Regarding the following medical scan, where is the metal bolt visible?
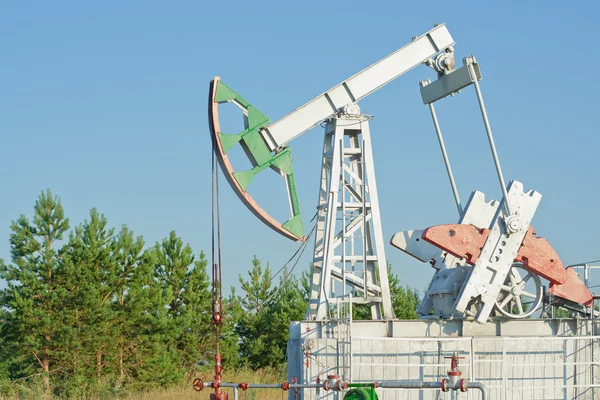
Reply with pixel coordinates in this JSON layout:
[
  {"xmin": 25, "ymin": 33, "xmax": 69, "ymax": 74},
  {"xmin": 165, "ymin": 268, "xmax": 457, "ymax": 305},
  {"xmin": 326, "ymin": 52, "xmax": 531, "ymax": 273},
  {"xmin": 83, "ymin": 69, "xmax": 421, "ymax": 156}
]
[{"xmin": 506, "ymin": 216, "xmax": 522, "ymax": 234}]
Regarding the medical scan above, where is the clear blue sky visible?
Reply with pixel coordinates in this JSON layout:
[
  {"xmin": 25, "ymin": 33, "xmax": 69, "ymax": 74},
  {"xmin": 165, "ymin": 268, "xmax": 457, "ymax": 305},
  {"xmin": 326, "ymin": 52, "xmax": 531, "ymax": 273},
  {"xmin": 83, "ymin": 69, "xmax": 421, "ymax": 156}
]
[{"xmin": 2, "ymin": 1, "xmax": 599, "ymax": 295}]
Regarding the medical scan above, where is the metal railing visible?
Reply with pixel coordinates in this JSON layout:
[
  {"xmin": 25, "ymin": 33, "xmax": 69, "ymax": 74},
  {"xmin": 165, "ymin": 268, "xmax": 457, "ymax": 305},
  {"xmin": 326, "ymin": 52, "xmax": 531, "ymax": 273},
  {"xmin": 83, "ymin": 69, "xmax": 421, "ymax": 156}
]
[{"xmin": 348, "ymin": 335, "xmax": 600, "ymax": 399}]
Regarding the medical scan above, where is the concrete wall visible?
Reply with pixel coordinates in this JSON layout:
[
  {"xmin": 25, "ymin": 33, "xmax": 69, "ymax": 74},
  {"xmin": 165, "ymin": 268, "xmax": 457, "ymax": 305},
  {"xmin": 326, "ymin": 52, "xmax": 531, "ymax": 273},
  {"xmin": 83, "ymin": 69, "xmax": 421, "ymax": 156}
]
[{"xmin": 287, "ymin": 319, "xmax": 600, "ymax": 400}]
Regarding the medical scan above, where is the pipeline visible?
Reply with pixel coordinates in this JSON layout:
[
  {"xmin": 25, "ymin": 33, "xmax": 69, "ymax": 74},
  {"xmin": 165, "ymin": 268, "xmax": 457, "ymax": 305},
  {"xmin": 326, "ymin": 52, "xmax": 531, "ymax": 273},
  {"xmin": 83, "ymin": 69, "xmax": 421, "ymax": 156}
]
[
  {"xmin": 374, "ymin": 380, "xmax": 488, "ymax": 399},
  {"xmin": 193, "ymin": 378, "xmax": 327, "ymax": 400},
  {"xmin": 192, "ymin": 347, "xmax": 489, "ymax": 399},
  {"xmin": 467, "ymin": 381, "xmax": 489, "ymax": 400},
  {"xmin": 194, "ymin": 378, "xmax": 489, "ymax": 400}
]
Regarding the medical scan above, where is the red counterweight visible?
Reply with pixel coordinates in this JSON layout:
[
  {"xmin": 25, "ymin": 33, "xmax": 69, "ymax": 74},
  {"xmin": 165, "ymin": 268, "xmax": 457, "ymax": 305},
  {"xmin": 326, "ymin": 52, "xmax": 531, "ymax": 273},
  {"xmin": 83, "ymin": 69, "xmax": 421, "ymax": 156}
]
[{"xmin": 422, "ymin": 224, "xmax": 593, "ymax": 306}]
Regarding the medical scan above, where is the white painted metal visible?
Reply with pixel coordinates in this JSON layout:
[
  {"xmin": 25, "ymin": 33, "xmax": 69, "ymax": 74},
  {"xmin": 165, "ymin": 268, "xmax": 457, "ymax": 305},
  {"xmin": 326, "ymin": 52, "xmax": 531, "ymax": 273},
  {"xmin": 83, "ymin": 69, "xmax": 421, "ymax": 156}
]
[
  {"xmin": 420, "ymin": 60, "xmax": 482, "ymax": 105},
  {"xmin": 391, "ymin": 190, "xmax": 500, "ymax": 318},
  {"xmin": 260, "ymin": 24, "xmax": 455, "ymax": 150},
  {"xmin": 390, "ymin": 229, "xmax": 441, "ymax": 263},
  {"xmin": 571, "ymin": 263, "xmax": 600, "ymax": 294},
  {"xmin": 427, "ymin": 103, "xmax": 462, "ymax": 215},
  {"xmin": 288, "ymin": 319, "xmax": 600, "ymax": 399},
  {"xmin": 411, "ymin": 56, "xmax": 549, "ymax": 322},
  {"xmin": 426, "ymin": 266, "xmax": 471, "ymax": 319},
  {"xmin": 465, "ymin": 57, "xmax": 513, "ymax": 217},
  {"xmin": 307, "ymin": 115, "xmax": 393, "ymax": 320},
  {"xmin": 494, "ymin": 264, "xmax": 543, "ymax": 318},
  {"xmin": 455, "ymin": 181, "xmax": 542, "ymax": 323}
]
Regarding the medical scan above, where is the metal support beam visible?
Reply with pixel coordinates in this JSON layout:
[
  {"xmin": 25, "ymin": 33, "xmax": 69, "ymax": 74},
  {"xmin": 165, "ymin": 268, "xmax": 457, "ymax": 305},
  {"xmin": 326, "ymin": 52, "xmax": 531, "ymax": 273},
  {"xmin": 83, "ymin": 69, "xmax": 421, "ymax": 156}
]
[
  {"xmin": 465, "ymin": 57, "xmax": 512, "ymax": 216},
  {"xmin": 307, "ymin": 115, "xmax": 393, "ymax": 320},
  {"xmin": 427, "ymin": 102, "xmax": 462, "ymax": 216},
  {"xmin": 261, "ymin": 24, "xmax": 455, "ymax": 150}
]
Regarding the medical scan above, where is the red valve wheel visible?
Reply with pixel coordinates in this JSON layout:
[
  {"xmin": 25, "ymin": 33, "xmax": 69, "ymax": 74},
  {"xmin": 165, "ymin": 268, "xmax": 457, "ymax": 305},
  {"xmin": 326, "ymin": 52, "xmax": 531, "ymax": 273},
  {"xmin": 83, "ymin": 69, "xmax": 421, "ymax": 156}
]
[{"xmin": 192, "ymin": 378, "xmax": 204, "ymax": 392}]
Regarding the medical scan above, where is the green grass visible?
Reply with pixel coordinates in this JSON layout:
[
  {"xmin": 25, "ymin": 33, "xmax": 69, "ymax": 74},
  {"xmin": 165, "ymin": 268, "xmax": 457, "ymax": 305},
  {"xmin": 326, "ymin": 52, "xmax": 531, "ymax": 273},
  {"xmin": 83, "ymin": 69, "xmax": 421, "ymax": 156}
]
[{"xmin": 0, "ymin": 367, "xmax": 290, "ymax": 400}]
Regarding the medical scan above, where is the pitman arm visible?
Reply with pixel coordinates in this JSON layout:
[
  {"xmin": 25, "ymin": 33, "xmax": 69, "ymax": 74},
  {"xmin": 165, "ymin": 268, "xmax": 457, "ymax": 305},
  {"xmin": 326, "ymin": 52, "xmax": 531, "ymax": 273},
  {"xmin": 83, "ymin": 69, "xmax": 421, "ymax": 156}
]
[{"xmin": 260, "ymin": 24, "xmax": 456, "ymax": 150}]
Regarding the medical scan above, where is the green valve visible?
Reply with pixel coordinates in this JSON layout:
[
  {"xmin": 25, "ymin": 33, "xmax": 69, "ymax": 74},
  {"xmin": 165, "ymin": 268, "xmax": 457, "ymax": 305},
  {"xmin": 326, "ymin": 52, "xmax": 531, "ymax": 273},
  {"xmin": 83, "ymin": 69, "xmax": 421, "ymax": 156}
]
[{"xmin": 343, "ymin": 387, "xmax": 378, "ymax": 400}]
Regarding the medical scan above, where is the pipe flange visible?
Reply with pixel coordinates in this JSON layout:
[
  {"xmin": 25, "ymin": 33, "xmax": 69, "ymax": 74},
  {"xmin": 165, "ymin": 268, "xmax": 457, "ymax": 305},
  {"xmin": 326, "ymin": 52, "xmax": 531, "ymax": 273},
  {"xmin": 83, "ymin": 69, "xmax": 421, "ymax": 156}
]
[
  {"xmin": 238, "ymin": 382, "xmax": 248, "ymax": 391},
  {"xmin": 441, "ymin": 378, "xmax": 449, "ymax": 392},
  {"xmin": 281, "ymin": 382, "xmax": 290, "ymax": 391},
  {"xmin": 459, "ymin": 378, "xmax": 468, "ymax": 392}
]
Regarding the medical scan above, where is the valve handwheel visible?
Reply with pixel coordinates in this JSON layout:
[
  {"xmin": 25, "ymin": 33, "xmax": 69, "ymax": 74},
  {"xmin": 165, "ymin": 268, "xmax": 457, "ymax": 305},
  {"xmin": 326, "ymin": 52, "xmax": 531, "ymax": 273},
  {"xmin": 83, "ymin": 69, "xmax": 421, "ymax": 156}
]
[{"xmin": 192, "ymin": 377, "xmax": 204, "ymax": 392}]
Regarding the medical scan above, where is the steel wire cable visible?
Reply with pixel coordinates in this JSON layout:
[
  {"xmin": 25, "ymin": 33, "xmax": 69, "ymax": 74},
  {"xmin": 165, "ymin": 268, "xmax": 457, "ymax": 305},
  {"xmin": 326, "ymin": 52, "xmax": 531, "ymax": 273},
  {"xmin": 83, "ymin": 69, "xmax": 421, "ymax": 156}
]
[
  {"xmin": 222, "ymin": 212, "xmax": 318, "ymax": 314},
  {"xmin": 254, "ymin": 222, "xmax": 318, "ymax": 312}
]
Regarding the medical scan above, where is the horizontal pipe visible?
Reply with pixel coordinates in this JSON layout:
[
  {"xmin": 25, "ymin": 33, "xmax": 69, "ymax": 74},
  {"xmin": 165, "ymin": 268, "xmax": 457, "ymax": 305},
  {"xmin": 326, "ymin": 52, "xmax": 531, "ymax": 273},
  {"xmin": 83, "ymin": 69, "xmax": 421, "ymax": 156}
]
[
  {"xmin": 240, "ymin": 383, "xmax": 322, "ymax": 389},
  {"xmin": 379, "ymin": 380, "xmax": 487, "ymax": 400},
  {"xmin": 203, "ymin": 381, "xmax": 322, "ymax": 389},
  {"xmin": 467, "ymin": 382, "xmax": 488, "ymax": 400},
  {"xmin": 378, "ymin": 381, "xmax": 442, "ymax": 389},
  {"xmin": 204, "ymin": 379, "xmax": 488, "ymax": 399}
]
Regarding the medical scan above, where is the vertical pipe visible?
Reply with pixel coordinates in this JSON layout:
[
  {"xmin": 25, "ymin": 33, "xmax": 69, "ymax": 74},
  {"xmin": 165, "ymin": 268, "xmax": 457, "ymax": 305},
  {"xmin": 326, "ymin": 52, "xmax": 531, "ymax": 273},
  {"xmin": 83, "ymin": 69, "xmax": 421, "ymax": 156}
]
[
  {"xmin": 428, "ymin": 103, "xmax": 462, "ymax": 216},
  {"xmin": 470, "ymin": 337, "xmax": 475, "ymax": 388},
  {"xmin": 501, "ymin": 337, "xmax": 507, "ymax": 400},
  {"xmin": 348, "ymin": 292, "xmax": 352, "ymax": 382},
  {"xmin": 361, "ymin": 140, "xmax": 368, "ymax": 300},
  {"xmin": 341, "ymin": 141, "xmax": 347, "ymax": 299},
  {"xmin": 467, "ymin": 60, "xmax": 512, "ymax": 216},
  {"xmin": 585, "ymin": 264, "xmax": 590, "ymax": 289}
]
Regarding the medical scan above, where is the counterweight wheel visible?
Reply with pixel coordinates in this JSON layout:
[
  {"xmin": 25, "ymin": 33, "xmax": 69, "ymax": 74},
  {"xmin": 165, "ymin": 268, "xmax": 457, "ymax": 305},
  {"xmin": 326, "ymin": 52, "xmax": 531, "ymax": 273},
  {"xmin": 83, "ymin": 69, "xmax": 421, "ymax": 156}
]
[{"xmin": 494, "ymin": 263, "xmax": 543, "ymax": 318}]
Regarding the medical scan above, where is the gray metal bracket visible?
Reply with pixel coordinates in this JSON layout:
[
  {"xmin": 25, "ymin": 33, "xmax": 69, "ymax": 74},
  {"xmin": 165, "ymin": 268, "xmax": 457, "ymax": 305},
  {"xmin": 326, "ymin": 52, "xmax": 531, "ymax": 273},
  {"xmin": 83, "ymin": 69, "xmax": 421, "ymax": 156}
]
[{"xmin": 454, "ymin": 181, "xmax": 541, "ymax": 323}]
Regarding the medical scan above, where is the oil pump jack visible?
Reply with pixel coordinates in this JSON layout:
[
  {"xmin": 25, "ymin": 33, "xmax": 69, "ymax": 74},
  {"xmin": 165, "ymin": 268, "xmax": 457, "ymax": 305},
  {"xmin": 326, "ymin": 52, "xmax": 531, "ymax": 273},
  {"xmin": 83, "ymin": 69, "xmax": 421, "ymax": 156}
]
[{"xmin": 208, "ymin": 23, "xmax": 593, "ymax": 326}]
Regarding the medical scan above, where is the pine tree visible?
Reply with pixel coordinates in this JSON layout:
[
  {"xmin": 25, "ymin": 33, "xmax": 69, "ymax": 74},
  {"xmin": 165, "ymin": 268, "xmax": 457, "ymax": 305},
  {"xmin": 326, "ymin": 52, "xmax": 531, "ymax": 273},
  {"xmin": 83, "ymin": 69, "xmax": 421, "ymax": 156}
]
[
  {"xmin": 261, "ymin": 271, "xmax": 307, "ymax": 367},
  {"xmin": 239, "ymin": 256, "xmax": 273, "ymax": 311},
  {"xmin": 0, "ymin": 190, "xmax": 71, "ymax": 395},
  {"xmin": 388, "ymin": 265, "xmax": 420, "ymax": 319},
  {"xmin": 150, "ymin": 231, "xmax": 211, "ymax": 384},
  {"xmin": 179, "ymin": 249, "xmax": 211, "ymax": 376},
  {"xmin": 110, "ymin": 225, "xmax": 154, "ymax": 389},
  {"xmin": 219, "ymin": 288, "xmax": 242, "ymax": 369},
  {"xmin": 352, "ymin": 264, "xmax": 421, "ymax": 320},
  {"xmin": 69, "ymin": 209, "xmax": 118, "ymax": 387},
  {"xmin": 236, "ymin": 258, "xmax": 307, "ymax": 369},
  {"xmin": 236, "ymin": 257, "xmax": 274, "ymax": 368}
]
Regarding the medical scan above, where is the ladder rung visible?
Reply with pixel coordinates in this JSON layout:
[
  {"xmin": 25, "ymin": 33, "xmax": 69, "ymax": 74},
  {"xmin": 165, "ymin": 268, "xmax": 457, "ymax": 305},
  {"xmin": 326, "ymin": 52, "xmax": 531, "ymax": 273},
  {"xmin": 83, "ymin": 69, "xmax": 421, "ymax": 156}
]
[
  {"xmin": 333, "ymin": 255, "xmax": 378, "ymax": 261},
  {"xmin": 343, "ymin": 149, "xmax": 362, "ymax": 155},
  {"xmin": 338, "ymin": 203, "xmax": 370, "ymax": 208}
]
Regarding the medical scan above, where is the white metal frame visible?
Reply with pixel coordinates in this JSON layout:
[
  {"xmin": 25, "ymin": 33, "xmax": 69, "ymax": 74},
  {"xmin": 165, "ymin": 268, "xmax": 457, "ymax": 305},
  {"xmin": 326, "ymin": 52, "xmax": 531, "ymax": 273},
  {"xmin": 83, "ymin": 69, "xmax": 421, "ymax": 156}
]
[
  {"xmin": 349, "ymin": 335, "xmax": 600, "ymax": 400},
  {"xmin": 307, "ymin": 115, "xmax": 394, "ymax": 320},
  {"xmin": 260, "ymin": 25, "xmax": 455, "ymax": 151}
]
